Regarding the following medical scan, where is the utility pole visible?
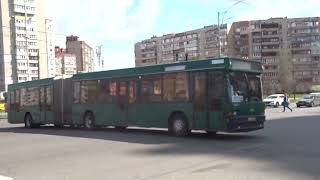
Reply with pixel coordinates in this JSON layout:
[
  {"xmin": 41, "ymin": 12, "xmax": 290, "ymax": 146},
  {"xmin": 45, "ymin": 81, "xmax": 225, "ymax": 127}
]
[
  {"xmin": 96, "ymin": 45, "xmax": 103, "ymax": 70},
  {"xmin": 218, "ymin": 11, "xmax": 221, "ymax": 57}
]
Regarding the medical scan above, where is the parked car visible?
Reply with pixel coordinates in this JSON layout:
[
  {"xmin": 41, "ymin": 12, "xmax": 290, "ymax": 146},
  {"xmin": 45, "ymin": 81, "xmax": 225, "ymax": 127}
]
[
  {"xmin": 296, "ymin": 95, "xmax": 320, "ymax": 107},
  {"xmin": 310, "ymin": 92, "xmax": 320, "ymax": 97},
  {"xmin": 263, "ymin": 94, "xmax": 285, "ymax": 108}
]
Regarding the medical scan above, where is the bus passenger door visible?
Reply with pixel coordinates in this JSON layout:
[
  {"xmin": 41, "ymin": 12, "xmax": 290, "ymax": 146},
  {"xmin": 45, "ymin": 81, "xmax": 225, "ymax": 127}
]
[
  {"xmin": 116, "ymin": 80, "xmax": 128, "ymax": 125},
  {"xmin": 39, "ymin": 87, "xmax": 46, "ymax": 123},
  {"xmin": 39, "ymin": 86, "xmax": 54, "ymax": 124},
  {"xmin": 193, "ymin": 72, "xmax": 208, "ymax": 130},
  {"xmin": 207, "ymin": 71, "xmax": 225, "ymax": 130}
]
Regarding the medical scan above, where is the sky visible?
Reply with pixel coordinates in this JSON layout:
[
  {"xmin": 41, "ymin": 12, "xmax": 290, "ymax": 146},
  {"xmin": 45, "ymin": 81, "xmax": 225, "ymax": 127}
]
[{"xmin": 44, "ymin": 0, "xmax": 320, "ymax": 71}]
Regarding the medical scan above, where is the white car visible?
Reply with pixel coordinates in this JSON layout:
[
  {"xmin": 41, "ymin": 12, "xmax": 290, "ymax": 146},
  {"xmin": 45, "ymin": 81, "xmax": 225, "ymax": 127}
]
[{"xmin": 263, "ymin": 94, "xmax": 285, "ymax": 107}]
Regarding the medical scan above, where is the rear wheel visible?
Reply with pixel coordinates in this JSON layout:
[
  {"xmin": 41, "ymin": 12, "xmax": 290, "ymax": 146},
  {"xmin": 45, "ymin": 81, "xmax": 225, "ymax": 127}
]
[
  {"xmin": 274, "ymin": 102, "xmax": 279, "ymax": 108},
  {"xmin": 169, "ymin": 114, "xmax": 190, "ymax": 137},
  {"xmin": 310, "ymin": 102, "xmax": 314, "ymax": 107},
  {"xmin": 83, "ymin": 112, "xmax": 95, "ymax": 129}
]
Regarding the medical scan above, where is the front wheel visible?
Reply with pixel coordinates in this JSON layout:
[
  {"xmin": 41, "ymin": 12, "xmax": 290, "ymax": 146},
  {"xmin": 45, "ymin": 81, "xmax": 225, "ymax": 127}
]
[
  {"xmin": 83, "ymin": 112, "xmax": 95, "ymax": 129},
  {"xmin": 169, "ymin": 114, "xmax": 190, "ymax": 137}
]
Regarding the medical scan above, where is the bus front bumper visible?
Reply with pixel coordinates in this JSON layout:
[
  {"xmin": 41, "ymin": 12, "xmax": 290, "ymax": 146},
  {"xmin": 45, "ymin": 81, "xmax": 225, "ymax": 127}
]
[{"xmin": 226, "ymin": 115, "xmax": 266, "ymax": 132}]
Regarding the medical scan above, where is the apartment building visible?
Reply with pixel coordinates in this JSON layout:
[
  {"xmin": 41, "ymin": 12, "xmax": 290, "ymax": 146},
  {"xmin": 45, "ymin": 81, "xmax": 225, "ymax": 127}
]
[
  {"xmin": 66, "ymin": 36, "xmax": 95, "ymax": 73},
  {"xmin": 288, "ymin": 17, "xmax": 320, "ymax": 92},
  {"xmin": 228, "ymin": 17, "xmax": 320, "ymax": 93},
  {"xmin": 0, "ymin": 0, "xmax": 48, "ymax": 91},
  {"xmin": 55, "ymin": 47, "xmax": 76, "ymax": 76},
  {"xmin": 135, "ymin": 24, "xmax": 228, "ymax": 67}
]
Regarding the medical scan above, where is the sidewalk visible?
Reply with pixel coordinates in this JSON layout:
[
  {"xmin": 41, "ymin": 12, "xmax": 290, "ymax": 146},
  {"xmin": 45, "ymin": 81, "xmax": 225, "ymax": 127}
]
[{"xmin": 0, "ymin": 112, "xmax": 7, "ymax": 119}]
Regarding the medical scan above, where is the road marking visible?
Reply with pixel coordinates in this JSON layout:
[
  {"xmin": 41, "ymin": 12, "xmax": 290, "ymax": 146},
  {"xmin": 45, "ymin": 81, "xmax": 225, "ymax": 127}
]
[{"xmin": 0, "ymin": 175, "xmax": 13, "ymax": 180}]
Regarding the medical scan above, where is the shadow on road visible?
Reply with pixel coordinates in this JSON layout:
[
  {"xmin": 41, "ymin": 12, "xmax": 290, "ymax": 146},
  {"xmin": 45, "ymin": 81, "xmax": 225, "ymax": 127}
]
[{"xmin": 1, "ymin": 115, "xmax": 320, "ymax": 177}]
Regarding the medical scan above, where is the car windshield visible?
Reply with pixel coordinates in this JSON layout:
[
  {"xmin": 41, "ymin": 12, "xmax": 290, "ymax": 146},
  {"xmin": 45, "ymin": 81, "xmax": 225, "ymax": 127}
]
[
  {"xmin": 267, "ymin": 96, "xmax": 278, "ymax": 99},
  {"xmin": 229, "ymin": 72, "xmax": 262, "ymax": 103},
  {"xmin": 302, "ymin": 95, "xmax": 313, "ymax": 100}
]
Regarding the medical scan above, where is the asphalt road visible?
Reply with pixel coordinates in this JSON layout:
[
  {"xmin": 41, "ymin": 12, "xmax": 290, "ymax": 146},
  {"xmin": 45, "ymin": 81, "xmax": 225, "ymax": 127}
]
[{"xmin": 0, "ymin": 106, "xmax": 320, "ymax": 180}]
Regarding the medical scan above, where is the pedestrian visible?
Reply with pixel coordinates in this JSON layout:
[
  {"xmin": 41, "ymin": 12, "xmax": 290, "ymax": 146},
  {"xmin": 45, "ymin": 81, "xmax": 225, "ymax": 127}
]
[{"xmin": 282, "ymin": 93, "xmax": 293, "ymax": 112}]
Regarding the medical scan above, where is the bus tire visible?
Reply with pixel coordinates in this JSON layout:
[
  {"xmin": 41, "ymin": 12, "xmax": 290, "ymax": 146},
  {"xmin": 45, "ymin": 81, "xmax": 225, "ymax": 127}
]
[
  {"xmin": 54, "ymin": 124, "xmax": 63, "ymax": 128},
  {"xmin": 115, "ymin": 126, "xmax": 127, "ymax": 131},
  {"xmin": 24, "ymin": 113, "xmax": 39, "ymax": 128},
  {"xmin": 83, "ymin": 111, "xmax": 95, "ymax": 130},
  {"xmin": 169, "ymin": 113, "xmax": 190, "ymax": 137},
  {"xmin": 206, "ymin": 131, "xmax": 217, "ymax": 136}
]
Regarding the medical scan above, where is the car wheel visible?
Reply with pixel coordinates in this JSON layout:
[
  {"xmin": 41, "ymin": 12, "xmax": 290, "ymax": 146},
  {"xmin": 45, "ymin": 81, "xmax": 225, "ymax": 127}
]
[
  {"xmin": 310, "ymin": 103, "xmax": 314, "ymax": 107},
  {"xmin": 274, "ymin": 102, "xmax": 279, "ymax": 108}
]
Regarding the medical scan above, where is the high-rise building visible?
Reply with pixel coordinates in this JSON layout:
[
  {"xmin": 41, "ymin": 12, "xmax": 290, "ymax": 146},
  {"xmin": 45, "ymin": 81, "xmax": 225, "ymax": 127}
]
[
  {"xmin": 55, "ymin": 46, "xmax": 76, "ymax": 76},
  {"xmin": 66, "ymin": 35, "xmax": 94, "ymax": 73},
  {"xmin": 135, "ymin": 24, "xmax": 228, "ymax": 67},
  {"xmin": 228, "ymin": 17, "xmax": 320, "ymax": 93},
  {"xmin": 0, "ymin": 0, "xmax": 48, "ymax": 91},
  {"xmin": 45, "ymin": 19, "xmax": 55, "ymax": 78}
]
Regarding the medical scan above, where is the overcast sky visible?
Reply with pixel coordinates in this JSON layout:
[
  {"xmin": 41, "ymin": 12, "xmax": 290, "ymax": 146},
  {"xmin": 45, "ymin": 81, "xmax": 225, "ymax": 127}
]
[{"xmin": 44, "ymin": 0, "xmax": 320, "ymax": 71}]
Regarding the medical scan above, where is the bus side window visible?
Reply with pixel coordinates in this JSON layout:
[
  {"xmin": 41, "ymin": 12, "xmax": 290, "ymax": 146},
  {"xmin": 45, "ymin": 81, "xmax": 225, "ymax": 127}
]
[
  {"xmin": 46, "ymin": 86, "xmax": 53, "ymax": 110},
  {"xmin": 20, "ymin": 88, "xmax": 27, "ymax": 107},
  {"xmin": 40, "ymin": 87, "xmax": 45, "ymax": 109},
  {"xmin": 9, "ymin": 91, "xmax": 15, "ymax": 111},
  {"xmin": 80, "ymin": 80, "xmax": 97, "ymax": 104},
  {"xmin": 141, "ymin": 75, "xmax": 162, "ymax": 102},
  {"xmin": 163, "ymin": 73, "xmax": 189, "ymax": 102},
  {"xmin": 73, "ymin": 82, "xmax": 80, "ymax": 104},
  {"xmin": 97, "ymin": 79, "xmax": 112, "ymax": 103},
  {"xmin": 209, "ymin": 71, "xmax": 224, "ymax": 111},
  {"xmin": 129, "ymin": 81, "xmax": 137, "ymax": 104},
  {"xmin": 15, "ymin": 89, "xmax": 20, "ymax": 111},
  {"xmin": 194, "ymin": 72, "xmax": 206, "ymax": 111}
]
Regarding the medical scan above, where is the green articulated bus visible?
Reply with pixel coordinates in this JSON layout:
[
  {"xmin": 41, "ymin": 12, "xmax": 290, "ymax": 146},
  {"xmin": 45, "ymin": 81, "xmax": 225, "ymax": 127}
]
[{"xmin": 7, "ymin": 57, "xmax": 266, "ymax": 136}]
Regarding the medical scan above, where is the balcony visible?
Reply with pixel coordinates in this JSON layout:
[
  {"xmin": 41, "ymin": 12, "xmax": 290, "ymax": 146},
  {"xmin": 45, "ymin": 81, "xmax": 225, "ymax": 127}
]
[
  {"xmin": 261, "ymin": 48, "xmax": 279, "ymax": 53},
  {"xmin": 261, "ymin": 41, "xmax": 280, "ymax": 45}
]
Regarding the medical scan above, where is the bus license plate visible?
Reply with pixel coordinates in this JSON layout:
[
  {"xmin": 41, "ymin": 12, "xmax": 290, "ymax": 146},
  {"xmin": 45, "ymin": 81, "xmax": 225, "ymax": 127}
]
[{"xmin": 248, "ymin": 117, "xmax": 256, "ymax": 122}]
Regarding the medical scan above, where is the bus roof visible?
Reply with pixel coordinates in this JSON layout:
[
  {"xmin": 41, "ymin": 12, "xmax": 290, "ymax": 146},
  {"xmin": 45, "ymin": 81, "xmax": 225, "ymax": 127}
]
[
  {"xmin": 72, "ymin": 57, "xmax": 263, "ymax": 81},
  {"xmin": 8, "ymin": 78, "xmax": 54, "ymax": 91}
]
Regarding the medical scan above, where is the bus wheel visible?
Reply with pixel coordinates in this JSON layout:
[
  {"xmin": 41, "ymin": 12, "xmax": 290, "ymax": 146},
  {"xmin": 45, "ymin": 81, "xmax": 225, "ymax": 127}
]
[
  {"xmin": 24, "ymin": 114, "xmax": 39, "ymax": 128},
  {"xmin": 83, "ymin": 112, "xmax": 95, "ymax": 129},
  {"xmin": 206, "ymin": 131, "xmax": 217, "ymax": 136},
  {"xmin": 54, "ymin": 124, "xmax": 63, "ymax": 128},
  {"xmin": 169, "ymin": 114, "xmax": 190, "ymax": 137},
  {"xmin": 115, "ymin": 126, "xmax": 127, "ymax": 131}
]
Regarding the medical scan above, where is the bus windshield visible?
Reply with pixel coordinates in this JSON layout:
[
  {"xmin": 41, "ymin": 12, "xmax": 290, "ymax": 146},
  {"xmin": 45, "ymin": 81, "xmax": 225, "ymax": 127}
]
[{"xmin": 229, "ymin": 72, "xmax": 262, "ymax": 103}]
